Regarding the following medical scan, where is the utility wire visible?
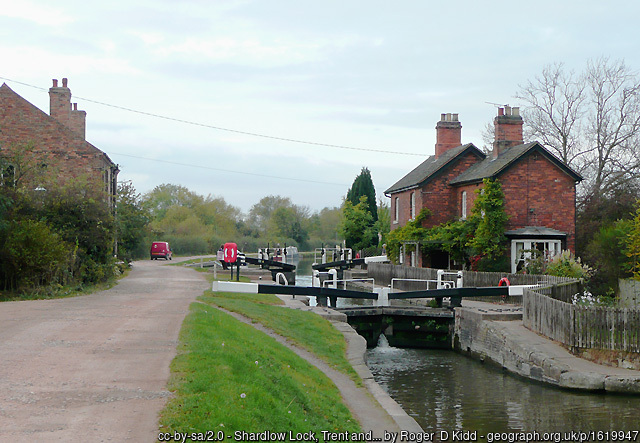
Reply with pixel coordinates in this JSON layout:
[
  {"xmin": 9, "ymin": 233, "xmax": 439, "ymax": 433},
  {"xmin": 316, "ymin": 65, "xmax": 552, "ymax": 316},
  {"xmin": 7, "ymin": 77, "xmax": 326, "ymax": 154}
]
[
  {"xmin": 0, "ymin": 76, "xmax": 424, "ymax": 157},
  {"xmin": 111, "ymin": 152, "xmax": 348, "ymax": 186}
]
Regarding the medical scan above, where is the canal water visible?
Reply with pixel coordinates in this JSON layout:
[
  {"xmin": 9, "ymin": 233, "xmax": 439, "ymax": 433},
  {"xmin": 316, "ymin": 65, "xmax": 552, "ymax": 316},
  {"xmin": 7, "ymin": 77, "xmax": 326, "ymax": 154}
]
[
  {"xmin": 366, "ymin": 331, "xmax": 640, "ymax": 437},
  {"xmin": 296, "ymin": 255, "xmax": 640, "ymax": 438}
]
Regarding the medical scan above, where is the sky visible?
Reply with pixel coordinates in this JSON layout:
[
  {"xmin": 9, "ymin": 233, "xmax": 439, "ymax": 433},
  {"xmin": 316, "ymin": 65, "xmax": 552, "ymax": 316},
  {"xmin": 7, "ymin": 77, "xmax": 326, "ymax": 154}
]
[{"xmin": 1, "ymin": 0, "xmax": 639, "ymax": 215}]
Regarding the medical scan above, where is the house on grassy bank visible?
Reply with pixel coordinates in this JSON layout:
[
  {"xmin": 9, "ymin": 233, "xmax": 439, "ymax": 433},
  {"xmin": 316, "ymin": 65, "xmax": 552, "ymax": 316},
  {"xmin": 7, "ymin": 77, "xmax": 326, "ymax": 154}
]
[
  {"xmin": 0, "ymin": 78, "xmax": 118, "ymax": 205},
  {"xmin": 385, "ymin": 107, "xmax": 582, "ymax": 272}
]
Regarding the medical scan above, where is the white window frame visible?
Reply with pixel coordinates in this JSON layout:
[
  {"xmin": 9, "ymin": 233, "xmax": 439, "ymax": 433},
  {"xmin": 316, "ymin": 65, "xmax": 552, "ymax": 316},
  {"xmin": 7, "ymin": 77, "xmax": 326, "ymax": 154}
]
[
  {"xmin": 461, "ymin": 191, "xmax": 467, "ymax": 220},
  {"xmin": 511, "ymin": 239, "xmax": 562, "ymax": 273},
  {"xmin": 410, "ymin": 192, "xmax": 415, "ymax": 220},
  {"xmin": 394, "ymin": 197, "xmax": 399, "ymax": 224}
]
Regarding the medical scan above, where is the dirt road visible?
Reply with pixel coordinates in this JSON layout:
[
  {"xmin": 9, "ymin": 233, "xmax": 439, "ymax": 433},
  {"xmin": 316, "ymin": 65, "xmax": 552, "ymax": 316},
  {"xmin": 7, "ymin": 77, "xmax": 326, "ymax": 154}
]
[{"xmin": 0, "ymin": 259, "xmax": 208, "ymax": 442}]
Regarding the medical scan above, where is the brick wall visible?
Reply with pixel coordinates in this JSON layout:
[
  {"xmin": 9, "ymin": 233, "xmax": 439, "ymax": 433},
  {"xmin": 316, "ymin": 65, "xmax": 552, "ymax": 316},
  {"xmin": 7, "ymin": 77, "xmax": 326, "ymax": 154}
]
[
  {"xmin": 496, "ymin": 152, "xmax": 576, "ymax": 251},
  {"xmin": 390, "ymin": 151, "xmax": 484, "ymax": 230}
]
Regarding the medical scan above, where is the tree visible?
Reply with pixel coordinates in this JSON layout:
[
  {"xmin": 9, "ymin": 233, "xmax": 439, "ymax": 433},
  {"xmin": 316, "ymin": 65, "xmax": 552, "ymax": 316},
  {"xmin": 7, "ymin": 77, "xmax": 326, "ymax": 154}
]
[
  {"xmin": 346, "ymin": 167, "xmax": 378, "ymax": 223},
  {"xmin": 516, "ymin": 62, "xmax": 587, "ymax": 167},
  {"xmin": 267, "ymin": 206, "xmax": 309, "ymax": 246},
  {"xmin": 340, "ymin": 196, "xmax": 377, "ymax": 251},
  {"xmin": 247, "ymin": 195, "xmax": 295, "ymax": 236},
  {"xmin": 516, "ymin": 58, "xmax": 640, "ymax": 203},
  {"xmin": 626, "ymin": 203, "xmax": 640, "ymax": 280},
  {"xmin": 306, "ymin": 207, "xmax": 342, "ymax": 248},
  {"xmin": 142, "ymin": 184, "xmax": 203, "ymax": 219},
  {"xmin": 116, "ymin": 182, "xmax": 150, "ymax": 260},
  {"xmin": 467, "ymin": 179, "xmax": 509, "ymax": 271}
]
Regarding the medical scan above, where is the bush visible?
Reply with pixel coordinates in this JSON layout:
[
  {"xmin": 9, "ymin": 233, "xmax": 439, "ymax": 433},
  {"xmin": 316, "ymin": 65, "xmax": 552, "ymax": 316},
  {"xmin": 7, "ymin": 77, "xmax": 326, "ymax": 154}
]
[
  {"xmin": 0, "ymin": 219, "xmax": 74, "ymax": 290},
  {"xmin": 545, "ymin": 250, "xmax": 592, "ymax": 280},
  {"xmin": 166, "ymin": 235, "xmax": 209, "ymax": 255}
]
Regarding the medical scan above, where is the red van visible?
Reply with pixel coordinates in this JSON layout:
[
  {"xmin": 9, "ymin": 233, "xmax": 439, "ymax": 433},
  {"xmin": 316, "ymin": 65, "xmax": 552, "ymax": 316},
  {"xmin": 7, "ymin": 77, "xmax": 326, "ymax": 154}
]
[{"xmin": 150, "ymin": 241, "xmax": 172, "ymax": 260}]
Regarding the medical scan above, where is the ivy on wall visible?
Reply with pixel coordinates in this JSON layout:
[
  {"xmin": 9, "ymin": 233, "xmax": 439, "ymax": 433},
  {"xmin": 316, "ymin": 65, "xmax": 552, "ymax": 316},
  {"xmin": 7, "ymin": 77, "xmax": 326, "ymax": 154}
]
[{"xmin": 386, "ymin": 179, "xmax": 509, "ymax": 271}]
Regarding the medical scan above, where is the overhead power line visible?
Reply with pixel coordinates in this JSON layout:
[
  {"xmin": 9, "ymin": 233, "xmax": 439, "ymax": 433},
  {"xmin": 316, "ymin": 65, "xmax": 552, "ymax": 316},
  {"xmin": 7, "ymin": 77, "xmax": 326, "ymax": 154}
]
[
  {"xmin": 111, "ymin": 152, "xmax": 348, "ymax": 186},
  {"xmin": 0, "ymin": 76, "xmax": 424, "ymax": 157}
]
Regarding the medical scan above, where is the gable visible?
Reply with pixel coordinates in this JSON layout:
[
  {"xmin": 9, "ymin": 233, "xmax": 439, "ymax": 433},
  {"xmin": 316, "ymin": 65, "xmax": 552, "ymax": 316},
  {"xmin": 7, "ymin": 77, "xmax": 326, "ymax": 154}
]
[
  {"xmin": 449, "ymin": 142, "xmax": 582, "ymax": 186},
  {"xmin": 0, "ymin": 83, "xmax": 115, "ymax": 168}
]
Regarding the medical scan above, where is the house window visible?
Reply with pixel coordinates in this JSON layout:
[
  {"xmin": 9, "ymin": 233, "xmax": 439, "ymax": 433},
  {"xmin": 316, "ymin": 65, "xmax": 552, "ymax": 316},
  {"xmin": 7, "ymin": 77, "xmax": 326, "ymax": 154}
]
[
  {"xmin": 461, "ymin": 191, "xmax": 467, "ymax": 219},
  {"xmin": 410, "ymin": 192, "xmax": 415, "ymax": 220},
  {"xmin": 394, "ymin": 197, "xmax": 399, "ymax": 224},
  {"xmin": 511, "ymin": 240, "xmax": 562, "ymax": 273}
]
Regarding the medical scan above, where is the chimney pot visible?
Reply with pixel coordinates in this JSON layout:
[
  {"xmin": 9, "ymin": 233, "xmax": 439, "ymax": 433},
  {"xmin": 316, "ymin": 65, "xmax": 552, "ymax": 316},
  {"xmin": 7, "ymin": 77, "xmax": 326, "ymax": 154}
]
[
  {"xmin": 52, "ymin": 79, "xmax": 58, "ymax": 87},
  {"xmin": 505, "ymin": 105, "xmax": 511, "ymax": 116},
  {"xmin": 441, "ymin": 113, "xmax": 446, "ymax": 121},
  {"xmin": 498, "ymin": 107, "xmax": 504, "ymax": 116},
  {"xmin": 513, "ymin": 107, "xmax": 520, "ymax": 116},
  {"xmin": 446, "ymin": 113, "xmax": 452, "ymax": 121},
  {"xmin": 73, "ymin": 103, "xmax": 77, "ymax": 111},
  {"xmin": 452, "ymin": 113, "xmax": 459, "ymax": 122},
  {"xmin": 62, "ymin": 78, "xmax": 68, "ymax": 88}
]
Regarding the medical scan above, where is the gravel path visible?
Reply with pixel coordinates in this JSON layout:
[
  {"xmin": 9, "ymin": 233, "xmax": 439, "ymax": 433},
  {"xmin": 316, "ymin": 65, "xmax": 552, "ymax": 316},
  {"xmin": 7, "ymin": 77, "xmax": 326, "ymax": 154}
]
[{"xmin": 0, "ymin": 259, "xmax": 208, "ymax": 442}]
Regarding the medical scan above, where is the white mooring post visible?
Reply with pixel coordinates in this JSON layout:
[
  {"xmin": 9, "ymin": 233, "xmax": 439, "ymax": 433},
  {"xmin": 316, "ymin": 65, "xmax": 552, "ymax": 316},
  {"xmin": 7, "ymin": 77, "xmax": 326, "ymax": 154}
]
[{"xmin": 328, "ymin": 269, "xmax": 338, "ymax": 288}]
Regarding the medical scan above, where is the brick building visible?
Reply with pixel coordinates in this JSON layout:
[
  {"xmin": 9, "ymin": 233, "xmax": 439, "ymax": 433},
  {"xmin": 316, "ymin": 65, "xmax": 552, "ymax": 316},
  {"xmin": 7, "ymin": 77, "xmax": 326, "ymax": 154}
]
[
  {"xmin": 0, "ymin": 78, "xmax": 118, "ymax": 204},
  {"xmin": 385, "ymin": 108, "xmax": 582, "ymax": 272}
]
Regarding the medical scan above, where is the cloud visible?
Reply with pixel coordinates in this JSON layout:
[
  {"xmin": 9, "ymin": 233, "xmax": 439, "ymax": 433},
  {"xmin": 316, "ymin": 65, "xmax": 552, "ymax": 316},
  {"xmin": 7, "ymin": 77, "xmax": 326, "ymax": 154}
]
[{"xmin": 0, "ymin": 0, "xmax": 74, "ymax": 26}]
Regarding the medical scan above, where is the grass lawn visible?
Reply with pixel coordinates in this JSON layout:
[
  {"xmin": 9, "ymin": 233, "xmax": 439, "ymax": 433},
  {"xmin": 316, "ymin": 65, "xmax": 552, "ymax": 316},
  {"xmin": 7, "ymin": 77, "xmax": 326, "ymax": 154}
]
[{"xmin": 159, "ymin": 270, "xmax": 364, "ymax": 440}]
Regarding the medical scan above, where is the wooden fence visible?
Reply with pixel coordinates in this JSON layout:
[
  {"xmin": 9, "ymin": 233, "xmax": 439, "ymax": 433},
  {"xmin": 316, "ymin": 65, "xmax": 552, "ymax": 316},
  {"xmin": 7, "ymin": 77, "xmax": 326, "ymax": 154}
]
[
  {"xmin": 368, "ymin": 263, "xmax": 640, "ymax": 352},
  {"xmin": 367, "ymin": 263, "xmax": 575, "ymax": 290},
  {"xmin": 523, "ymin": 288, "xmax": 640, "ymax": 352}
]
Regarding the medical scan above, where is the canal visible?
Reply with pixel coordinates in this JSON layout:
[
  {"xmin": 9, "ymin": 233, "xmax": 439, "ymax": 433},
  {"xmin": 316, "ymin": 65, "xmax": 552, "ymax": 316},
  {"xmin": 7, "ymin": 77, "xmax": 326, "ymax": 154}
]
[
  {"xmin": 296, "ymin": 255, "xmax": 640, "ymax": 437},
  {"xmin": 366, "ymin": 332, "xmax": 640, "ymax": 437}
]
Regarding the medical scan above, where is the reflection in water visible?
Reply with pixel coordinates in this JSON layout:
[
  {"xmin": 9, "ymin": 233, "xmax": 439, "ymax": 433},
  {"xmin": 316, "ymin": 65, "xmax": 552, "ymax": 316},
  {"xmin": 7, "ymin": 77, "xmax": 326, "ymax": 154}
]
[{"xmin": 366, "ymin": 336, "xmax": 640, "ymax": 436}]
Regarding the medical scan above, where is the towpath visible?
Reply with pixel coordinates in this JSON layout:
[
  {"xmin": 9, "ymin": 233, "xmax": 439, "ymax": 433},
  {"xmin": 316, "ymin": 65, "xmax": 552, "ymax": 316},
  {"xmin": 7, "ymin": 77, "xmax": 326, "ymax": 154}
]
[{"xmin": 0, "ymin": 259, "xmax": 208, "ymax": 442}]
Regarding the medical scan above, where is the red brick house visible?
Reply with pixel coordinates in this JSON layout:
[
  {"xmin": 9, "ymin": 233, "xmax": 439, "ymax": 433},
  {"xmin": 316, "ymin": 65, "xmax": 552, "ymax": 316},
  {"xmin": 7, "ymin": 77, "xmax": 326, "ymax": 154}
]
[
  {"xmin": 0, "ymin": 78, "xmax": 118, "ymax": 204},
  {"xmin": 385, "ymin": 108, "xmax": 582, "ymax": 272}
]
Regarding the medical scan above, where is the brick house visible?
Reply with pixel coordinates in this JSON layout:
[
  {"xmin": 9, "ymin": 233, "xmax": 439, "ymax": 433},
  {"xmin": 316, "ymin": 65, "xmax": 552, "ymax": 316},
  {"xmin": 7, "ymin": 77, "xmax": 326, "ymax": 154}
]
[
  {"xmin": 385, "ymin": 108, "xmax": 582, "ymax": 272},
  {"xmin": 0, "ymin": 78, "xmax": 118, "ymax": 204}
]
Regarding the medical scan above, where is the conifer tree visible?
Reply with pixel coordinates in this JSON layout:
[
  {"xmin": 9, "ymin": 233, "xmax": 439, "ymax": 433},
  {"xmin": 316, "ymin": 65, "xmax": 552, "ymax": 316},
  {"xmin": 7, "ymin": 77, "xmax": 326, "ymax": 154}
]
[{"xmin": 346, "ymin": 167, "xmax": 378, "ymax": 223}]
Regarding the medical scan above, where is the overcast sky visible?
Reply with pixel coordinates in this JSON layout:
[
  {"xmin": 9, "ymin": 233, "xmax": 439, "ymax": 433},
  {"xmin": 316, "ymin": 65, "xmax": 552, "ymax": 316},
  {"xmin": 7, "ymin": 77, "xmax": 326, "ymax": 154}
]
[{"xmin": 1, "ymin": 0, "xmax": 639, "ymax": 214}]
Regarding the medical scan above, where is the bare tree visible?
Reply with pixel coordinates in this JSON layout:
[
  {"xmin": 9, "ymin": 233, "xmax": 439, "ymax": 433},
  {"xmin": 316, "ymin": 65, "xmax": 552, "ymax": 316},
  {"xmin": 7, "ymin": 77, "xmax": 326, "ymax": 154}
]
[
  {"xmin": 584, "ymin": 58, "xmax": 640, "ymax": 200},
  {"xmin": 516, "ymin": 58, "xmax": 640, "ymax": 203},
  {"xmin": 516, "ymin": 62, "xmax": 588, "ymax": 169}
]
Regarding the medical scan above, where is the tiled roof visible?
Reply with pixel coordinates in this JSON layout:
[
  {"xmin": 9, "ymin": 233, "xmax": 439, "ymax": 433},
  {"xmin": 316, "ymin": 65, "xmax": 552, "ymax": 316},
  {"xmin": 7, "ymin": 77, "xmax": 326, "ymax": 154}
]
[
  {"xmin": 449, "ymin": 142, "xmax": 582, "ymax": 185},
  {"xmin": 385, "ymin": 143, "xmax": 484, "ymax": 194},
  {"xmin": 0, "ymin": 83, "xmax": 116, "ymax": 167}
]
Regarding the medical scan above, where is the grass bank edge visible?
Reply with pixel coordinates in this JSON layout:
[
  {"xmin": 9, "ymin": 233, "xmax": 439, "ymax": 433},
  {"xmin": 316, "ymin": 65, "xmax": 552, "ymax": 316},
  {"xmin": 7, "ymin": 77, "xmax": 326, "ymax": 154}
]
[{"xmin": 158, "ymin": 300, "xmax": 362, "ymax": 438}]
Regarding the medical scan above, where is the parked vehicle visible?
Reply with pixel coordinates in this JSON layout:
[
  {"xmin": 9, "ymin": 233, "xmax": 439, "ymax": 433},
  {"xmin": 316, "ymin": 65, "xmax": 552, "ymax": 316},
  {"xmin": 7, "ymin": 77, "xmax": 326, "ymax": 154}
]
[{"xmin": 150, "ymin": 241, "xmax": 172, "ymax": 260}]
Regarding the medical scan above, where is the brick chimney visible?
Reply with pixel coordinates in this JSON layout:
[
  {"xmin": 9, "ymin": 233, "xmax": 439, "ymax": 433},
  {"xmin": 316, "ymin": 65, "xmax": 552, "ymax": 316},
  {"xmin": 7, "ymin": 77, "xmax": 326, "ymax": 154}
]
[
  {"xmin": 49, "ymin": 78, "xmax": 86, "ymax": 140},
  {"xmin": 435, "ymin": 113, "xmax": 462, "ymax": 158},
  {"xmin": 70, "ymin": 102, "xmax": 86, "ymax": 140},
  {"xmin": 493, "ymin": 106, "xmax": 523, "ymax": 159}
]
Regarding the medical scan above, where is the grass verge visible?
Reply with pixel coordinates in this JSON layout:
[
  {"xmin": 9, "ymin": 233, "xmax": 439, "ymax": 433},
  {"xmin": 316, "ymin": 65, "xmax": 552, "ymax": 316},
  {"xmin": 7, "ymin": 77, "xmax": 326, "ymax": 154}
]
[
  {"xmin": 199, "ymin": 290, "xmax": 360, "ymax": 383},
  {"xmin": 159, "ymin": 302, "xmax": 361, "ymax": 439}
]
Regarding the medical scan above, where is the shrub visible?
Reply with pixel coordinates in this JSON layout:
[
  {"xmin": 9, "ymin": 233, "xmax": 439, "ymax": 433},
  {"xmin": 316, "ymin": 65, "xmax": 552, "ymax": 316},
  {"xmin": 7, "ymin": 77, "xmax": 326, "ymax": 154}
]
[
  {"xmin": 167, "ymin": 235, "xmax": 208, "ymax": 255},
  {"xmin": 545, "ymin": 250, "xmax": 592, "ymax": 280},
  {"xmin": 0, "ymin": 219, "xmax": 74, "ymax": 290}
]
